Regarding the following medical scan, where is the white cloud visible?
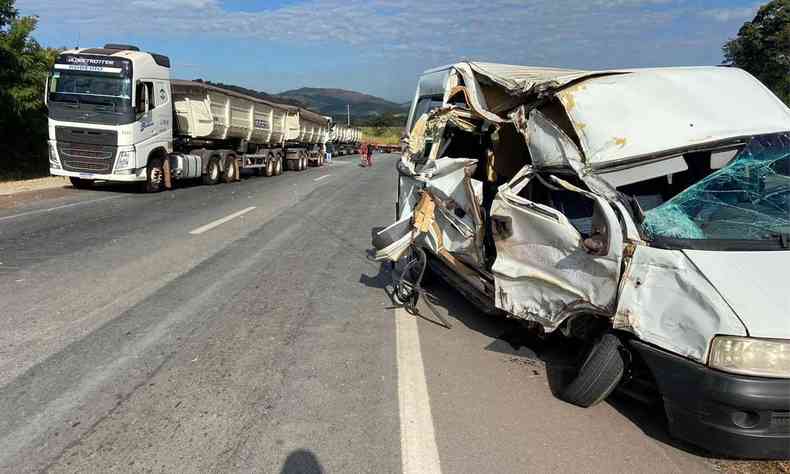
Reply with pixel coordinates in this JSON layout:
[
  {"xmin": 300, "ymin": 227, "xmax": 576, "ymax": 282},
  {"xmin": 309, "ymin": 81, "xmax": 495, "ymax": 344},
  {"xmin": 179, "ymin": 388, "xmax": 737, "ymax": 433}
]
[{"xmin": 16, "ymin": 0, "xmax": 756, "ymax": 99}]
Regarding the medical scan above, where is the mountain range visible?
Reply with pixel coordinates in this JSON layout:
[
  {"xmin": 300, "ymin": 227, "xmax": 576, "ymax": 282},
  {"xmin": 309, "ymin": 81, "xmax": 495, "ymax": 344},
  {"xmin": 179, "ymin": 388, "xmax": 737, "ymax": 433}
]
[{"xmin": 194, "ymin": 80, "xmax": 407, "ymax": 123}]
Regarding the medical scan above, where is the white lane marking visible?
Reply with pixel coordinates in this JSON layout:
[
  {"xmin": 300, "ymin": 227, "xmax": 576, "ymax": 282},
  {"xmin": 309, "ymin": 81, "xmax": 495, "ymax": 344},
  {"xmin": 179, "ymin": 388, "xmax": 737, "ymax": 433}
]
[
  {"xmin": 396, "ymin": 308, "xmax": 442, "ymax": 474},
  {"xmin": 0, "ymin": 195, "xmax": 125, "ymax": 222},
  {"xmin": 328, "ymin": 161, "xmax": 349, "ymax": 166},
  {"xmin": 189, "ymin": 206, "xmax": 256, "ymax": 235},
  {"xmin": 314, "ymin": 174, "xmax": 332, "ymax": 182}
]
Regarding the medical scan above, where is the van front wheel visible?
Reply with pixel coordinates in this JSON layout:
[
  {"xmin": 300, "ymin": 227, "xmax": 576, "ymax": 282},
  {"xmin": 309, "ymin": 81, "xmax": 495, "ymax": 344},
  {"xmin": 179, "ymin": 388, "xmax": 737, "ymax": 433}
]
[{"xmin": 560, "ymin": 333, "xmax": 625, "ymax": 408}]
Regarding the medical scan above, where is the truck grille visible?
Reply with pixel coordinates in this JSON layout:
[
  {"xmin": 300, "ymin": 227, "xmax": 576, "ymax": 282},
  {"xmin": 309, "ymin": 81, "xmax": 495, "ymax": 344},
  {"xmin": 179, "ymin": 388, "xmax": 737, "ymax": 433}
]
[{"xmin": 58, "ymin": 142, "xmax": 116, "ymax": 174}]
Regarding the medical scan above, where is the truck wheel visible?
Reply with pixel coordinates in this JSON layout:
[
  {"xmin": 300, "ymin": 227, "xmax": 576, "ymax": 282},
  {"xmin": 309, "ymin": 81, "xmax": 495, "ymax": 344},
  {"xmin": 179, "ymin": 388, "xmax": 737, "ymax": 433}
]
[
  {"xmin": 265, "ymin": 159, "xmax": 275, "ymax": 177},
  {"xmin": 275, "ymin": 157, "xmax": 283, "ymax": 175},
  {"xmin": 69, "ymin": 177, "xmax": 94, "ymax": 189},
  {"xmin": 144, "ymin": 158, "xmax": 165, "ymax": 193},
  {"xmin": 300, "ymin": 156, "xmax": 307, "ymax": 171},
  {"xmin": 560, "ymin": 333, "xmax": 625, "ymax": 408},
  {"xmin": 222, "ymin": 156, "xmax": 237, "ymax": 183},
  {"xmin": 203, "ymin": 157, "xmax": 221, "ymax": 185}
]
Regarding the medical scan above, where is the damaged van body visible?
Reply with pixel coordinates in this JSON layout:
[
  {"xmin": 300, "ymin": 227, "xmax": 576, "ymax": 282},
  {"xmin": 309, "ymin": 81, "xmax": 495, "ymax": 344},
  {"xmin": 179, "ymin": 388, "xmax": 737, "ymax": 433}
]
[{"xmin": 375, "ymin": 62, "xmax": 790, "ymax": 458}]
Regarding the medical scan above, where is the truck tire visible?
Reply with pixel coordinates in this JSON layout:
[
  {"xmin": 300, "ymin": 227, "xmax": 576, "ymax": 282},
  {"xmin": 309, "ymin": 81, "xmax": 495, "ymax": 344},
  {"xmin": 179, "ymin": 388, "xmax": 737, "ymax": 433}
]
[
  {"xmin": 265, "ymin": 158, "xmax": 275, "ymax": 177},
  {"xmin": 144, "ymin": 157, "xmax": 165, "ymax": 193},
  {"xmin": 69, "ymin": 177, "xmax": 94, "ymax": 189},
  {"xmin": 300, "ymin": 156, "xmax": 307, "ymax": 171},
  {"xmin": 203, "ymin": 157, "xmax": 221, "ymax": 185},
  {"xmin": 222, "ymin": 155, "xmax": 237, "ymax": 183},
  {"xmin": 560, "ymin": 333, "xmax": 625, "ymax": 408},
  {"xmin": 275, "ymin": 157, "xmax": 283, "ymax": 175}
]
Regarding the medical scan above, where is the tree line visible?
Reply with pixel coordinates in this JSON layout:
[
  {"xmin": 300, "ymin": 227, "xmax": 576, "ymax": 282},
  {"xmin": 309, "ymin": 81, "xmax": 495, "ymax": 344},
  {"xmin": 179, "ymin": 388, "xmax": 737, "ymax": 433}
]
[
  {"xmin": 0, "ymin": 0, "xmax": 787, "ymax": 180},
  {"xmin": 0, "ymin": 0, "xmax": 58, "ymax": 179}
]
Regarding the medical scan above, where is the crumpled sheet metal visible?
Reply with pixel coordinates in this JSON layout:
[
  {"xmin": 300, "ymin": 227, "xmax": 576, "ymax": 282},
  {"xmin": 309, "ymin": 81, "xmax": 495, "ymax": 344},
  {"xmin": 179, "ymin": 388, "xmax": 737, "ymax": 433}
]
[
  {"xmin": 490, "ymin": 171, "xmax": 622, "ymax": 331},
  {"xmin": 556, "ymin": 67, "xmax": 790, "ymax": 168},
  {"xmin": 614, "ymin": 246, "xmax": 747, "ymax": 362}
]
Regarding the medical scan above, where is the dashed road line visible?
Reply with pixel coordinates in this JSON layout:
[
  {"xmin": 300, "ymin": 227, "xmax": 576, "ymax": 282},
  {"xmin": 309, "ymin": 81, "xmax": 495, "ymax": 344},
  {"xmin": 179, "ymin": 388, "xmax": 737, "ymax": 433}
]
[
  {"xmin": 0, "ymin": 195, "xmax": 125, "ymax": 222},
  {"xmin": 189, "ymin": 207, "xmax": 256, "ymax": 235}
]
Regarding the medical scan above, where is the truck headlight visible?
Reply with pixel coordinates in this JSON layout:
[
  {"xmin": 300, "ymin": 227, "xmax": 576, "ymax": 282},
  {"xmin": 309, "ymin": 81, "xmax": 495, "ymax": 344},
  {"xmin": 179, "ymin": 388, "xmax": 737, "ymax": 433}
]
[
  {"xmin": 709, "ymin": 336, "xmax": 790, "ymax": 378},
  {"xmin": 48, "ymin": 142, "xmax": 61, "ymax": 169},
  {"xmin": 114, "ymin": 149, "xmax": 135, "ymax": 170}
]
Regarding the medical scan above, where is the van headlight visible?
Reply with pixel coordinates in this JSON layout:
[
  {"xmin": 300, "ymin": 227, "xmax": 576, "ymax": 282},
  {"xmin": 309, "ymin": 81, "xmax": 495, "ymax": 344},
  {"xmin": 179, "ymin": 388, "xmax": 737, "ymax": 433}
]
[
  {"xmin": 114, "ymin": 148, "xmax": 135, "ymax": 170},
  {"xmin": 709, "ymin": 336, "xmax": 790, "ymax": 378},
  {"xmin": 48, "ymin": 142, "xmax": 61, "ymax": 169}
]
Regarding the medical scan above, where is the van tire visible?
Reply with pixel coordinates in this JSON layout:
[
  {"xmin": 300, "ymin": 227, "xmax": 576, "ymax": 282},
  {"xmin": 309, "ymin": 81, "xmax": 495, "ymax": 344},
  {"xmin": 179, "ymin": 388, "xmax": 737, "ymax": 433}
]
[
  {"xmin": 560, "ymin": 333, "xmax": 625, "ymax": 408},
  {"xmin": 203, "ymin": 157, "xmax": 221, "ymax": 185},
  {"xmin": 69, "ymin": 177, "xmax": 94, "ymax": 189}
]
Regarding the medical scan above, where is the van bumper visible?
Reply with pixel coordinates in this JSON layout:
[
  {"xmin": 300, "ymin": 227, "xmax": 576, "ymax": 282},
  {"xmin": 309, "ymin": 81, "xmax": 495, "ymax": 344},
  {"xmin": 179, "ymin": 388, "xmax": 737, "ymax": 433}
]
[{"xmin": 630, "ymin": 340, "xmax": 790, "ymax": 459}]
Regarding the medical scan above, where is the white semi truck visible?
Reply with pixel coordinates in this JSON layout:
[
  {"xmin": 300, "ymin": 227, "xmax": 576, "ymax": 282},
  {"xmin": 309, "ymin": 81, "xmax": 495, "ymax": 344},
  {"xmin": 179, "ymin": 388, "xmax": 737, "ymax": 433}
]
[
  {"xmin": 330, "ymin": 124, "xmax": 362, "ymax": 156},
  {"xmin": 46, "ymin": 44, "xmax": 331, "ymax": 192}
]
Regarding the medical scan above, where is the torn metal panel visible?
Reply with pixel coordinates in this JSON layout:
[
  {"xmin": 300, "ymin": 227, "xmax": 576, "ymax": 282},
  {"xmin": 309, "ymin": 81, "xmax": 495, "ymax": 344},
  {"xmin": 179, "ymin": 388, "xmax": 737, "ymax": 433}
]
[
  {"xmin": 525, "ymin": 109, "xmax": 583, "ymax": 168},
  {"xmin": 557, "ymin": 67, "xmax": 790, "ymax": 167},
  {"xmin": 614, "ymin": 245, "xmax": 747, "ymax": 362},
  {"xmin": 490, "ymin": 169, "xmax": 623, "ymax": 330}
]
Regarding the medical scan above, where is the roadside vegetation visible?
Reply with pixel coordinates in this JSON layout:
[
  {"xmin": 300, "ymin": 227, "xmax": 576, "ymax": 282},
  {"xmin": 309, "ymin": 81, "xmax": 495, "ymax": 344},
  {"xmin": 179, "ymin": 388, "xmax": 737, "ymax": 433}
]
[
  {"xmin": 723, "ymin": 0, "xmax": 789, "ymax": 106},
  {"xmin": 362, "ymin": 126, "xmax": 401, "ymax": 145},
  {"xmin": 0, "ymin": 0, "xmax": 58, "ymax": 181}
]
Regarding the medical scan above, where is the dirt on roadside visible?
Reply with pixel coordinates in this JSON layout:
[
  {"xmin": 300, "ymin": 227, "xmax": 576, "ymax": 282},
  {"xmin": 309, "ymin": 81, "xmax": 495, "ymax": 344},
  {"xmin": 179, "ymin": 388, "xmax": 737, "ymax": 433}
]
[
  {"xmin": 0, "ymin": 176, "xmax": 70, "ymax": 196},
  {"xmin": 713, "ymin": 460, "xmax": 790, "ymax": 473}
]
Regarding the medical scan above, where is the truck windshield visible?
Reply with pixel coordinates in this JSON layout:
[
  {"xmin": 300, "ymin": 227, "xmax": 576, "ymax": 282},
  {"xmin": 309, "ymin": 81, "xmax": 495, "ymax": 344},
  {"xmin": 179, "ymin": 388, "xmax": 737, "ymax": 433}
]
[
  {"xmin": 643, "ymin": 132, "xmax": 790, "ymax": 246},
  {"xmin": 48, "ymin": 70, "xmax": 134, "ymax": 125},
  {"xmin": 50, "ymin": 70, "xmax": 131, "ymax": 104}
]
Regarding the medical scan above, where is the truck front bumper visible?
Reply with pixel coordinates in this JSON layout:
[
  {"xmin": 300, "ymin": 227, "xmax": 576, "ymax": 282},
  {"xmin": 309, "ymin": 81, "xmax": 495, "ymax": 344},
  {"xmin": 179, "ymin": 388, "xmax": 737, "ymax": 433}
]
[
  {"xmin": 50, "ymin": 168, "xmax": 146, "ymax": 182},
  {"xmin": 631, "ymin": 340, "xmax": 790, "ymax": 459}
]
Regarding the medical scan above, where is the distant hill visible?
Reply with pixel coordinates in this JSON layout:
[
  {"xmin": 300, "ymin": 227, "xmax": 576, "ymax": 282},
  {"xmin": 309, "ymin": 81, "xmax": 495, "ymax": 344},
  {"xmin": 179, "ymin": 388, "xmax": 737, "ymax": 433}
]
[
  {"xmin": 193, "ymin": 80, "xmax": 304, "ymax": 108},
  {"xmin": 277, "ymin": 87, "xmax": 407, "ymax": 122},
  {"xmin": 192, "ymin": 81, "xmax": 407, "ymax": 126}
]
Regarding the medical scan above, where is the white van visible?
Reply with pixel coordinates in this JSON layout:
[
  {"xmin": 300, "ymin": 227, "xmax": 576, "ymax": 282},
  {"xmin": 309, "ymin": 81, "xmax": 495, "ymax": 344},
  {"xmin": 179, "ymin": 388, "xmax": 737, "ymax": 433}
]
[{"xmin": 375, "ymin": 62, "xmax": 790, "ymax": 459}]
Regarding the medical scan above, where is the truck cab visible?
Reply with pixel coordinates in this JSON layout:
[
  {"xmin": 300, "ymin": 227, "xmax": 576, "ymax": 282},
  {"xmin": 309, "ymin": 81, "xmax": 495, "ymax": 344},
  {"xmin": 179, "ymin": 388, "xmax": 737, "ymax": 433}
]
[{"xmin": 46, "ymin": 44, "xmax": 173, "ymax": 188}]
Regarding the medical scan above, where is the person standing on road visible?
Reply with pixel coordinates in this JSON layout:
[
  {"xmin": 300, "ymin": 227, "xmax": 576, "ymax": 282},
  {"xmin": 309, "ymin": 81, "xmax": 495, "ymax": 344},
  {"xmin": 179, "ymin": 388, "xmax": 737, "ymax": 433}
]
[
  {"xmin": 325, "ymin": 143, "xmax": 333, "ymax": 163},
  {"xmin": 360, "ymin": 142, "xmax": 370, "ymax": 167},
  {"xmin": 368, "ymin": 144, "xmax": 375, "ymax": 166}
]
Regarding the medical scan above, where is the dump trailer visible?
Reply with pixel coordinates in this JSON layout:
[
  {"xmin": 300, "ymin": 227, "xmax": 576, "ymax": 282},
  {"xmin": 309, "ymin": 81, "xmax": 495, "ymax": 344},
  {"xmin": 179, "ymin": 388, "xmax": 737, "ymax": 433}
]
[
  {"xmin": 45, "ymin": 44, "xmax": 330, "ymax": 192},
  {"xmin": 330, "ymin": 124, "xmax": 361, "ymax": 155}
]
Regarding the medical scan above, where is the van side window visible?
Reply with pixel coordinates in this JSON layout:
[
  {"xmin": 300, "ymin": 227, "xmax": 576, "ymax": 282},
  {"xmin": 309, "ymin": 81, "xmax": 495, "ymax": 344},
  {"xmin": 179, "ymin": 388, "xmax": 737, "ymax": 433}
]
[{"xmin": 410, "ymin": 96, "xmax": 443, "ymax": 131}]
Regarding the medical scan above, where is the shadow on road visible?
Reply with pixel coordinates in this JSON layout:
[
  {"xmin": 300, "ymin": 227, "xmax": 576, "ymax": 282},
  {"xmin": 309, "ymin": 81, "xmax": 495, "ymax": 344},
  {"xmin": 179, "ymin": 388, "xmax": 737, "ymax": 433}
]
[
  {"xmin": 399, "ymin": 273, "xmax": 717, "ymax": 460},
  {"xmin": 280, "ymin": 449, "xmax": 324, "ymax": 474}
]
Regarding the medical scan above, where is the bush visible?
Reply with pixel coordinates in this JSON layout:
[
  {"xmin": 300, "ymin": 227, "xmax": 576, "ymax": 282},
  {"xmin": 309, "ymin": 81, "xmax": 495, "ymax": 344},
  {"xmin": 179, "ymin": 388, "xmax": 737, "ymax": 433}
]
[{"xmin": 0, "ymin": 0, "xmax": 58, "ymax": 180}]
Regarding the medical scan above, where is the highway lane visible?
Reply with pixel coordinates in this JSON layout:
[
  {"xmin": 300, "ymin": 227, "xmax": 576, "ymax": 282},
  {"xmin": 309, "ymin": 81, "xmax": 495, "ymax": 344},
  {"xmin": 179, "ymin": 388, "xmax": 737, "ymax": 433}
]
[{"xmin": 0, "ymin": 154, "xmax": 721, "ymax": 473}]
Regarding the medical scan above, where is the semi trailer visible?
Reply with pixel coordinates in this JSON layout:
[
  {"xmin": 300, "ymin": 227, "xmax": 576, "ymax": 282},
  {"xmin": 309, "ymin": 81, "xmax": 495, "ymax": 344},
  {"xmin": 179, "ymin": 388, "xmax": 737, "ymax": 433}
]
[
  {"xmin": 45, "ymin": 44, "xmax": 331, "ymax": 192},
  {"xmin": 330, "ymin": 124, "xmax": 361, "ymax": 156}
]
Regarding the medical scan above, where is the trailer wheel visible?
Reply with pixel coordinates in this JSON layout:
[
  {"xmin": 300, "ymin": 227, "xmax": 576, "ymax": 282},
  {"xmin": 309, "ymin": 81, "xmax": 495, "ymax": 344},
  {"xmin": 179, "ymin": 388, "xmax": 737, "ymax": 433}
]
[
  {"xmin": 144, "ymin": 157, "xmax": 165, "ymax": 193},
  {"xmin": 203, "ymin": 157, "xmax": 221, "ymax": 185},
  {"xmin": 265, "ymin": 158, "xmax": 275, "ymax": 177},
  {"xmin": 69, "ymin": 177, "xmax": 94, "ymax": 189},
  {"xmin": 560, "ymin": 333, "xmax": 625, "ymax": 408},
  {"xmin": 275, "ymin": 157, "xmax": 283, "ymax": 175},
  {"xmin": 222, "ymin": 155, "xmax": 238, "ymax": 183}
]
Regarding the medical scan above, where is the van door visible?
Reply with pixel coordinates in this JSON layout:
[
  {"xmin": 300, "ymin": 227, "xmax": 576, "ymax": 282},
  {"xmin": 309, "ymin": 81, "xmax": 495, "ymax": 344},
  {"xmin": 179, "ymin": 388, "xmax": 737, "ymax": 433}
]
[{"xmin": 490, "ymin": 166, "xmax": 623, "ymax": 330}]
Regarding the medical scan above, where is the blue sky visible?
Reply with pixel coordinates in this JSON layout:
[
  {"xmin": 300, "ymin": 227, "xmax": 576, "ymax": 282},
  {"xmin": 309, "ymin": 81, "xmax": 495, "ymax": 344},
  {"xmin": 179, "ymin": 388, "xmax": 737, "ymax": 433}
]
[{"xmin": 18, "ymin": 0, "xmax": 765, "ymax": 102}]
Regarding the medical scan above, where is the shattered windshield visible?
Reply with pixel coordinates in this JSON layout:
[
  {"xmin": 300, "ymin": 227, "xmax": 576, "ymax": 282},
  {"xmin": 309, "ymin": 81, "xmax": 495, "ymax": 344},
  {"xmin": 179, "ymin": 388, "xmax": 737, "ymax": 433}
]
[{"xmin": 643, "ymin": 132, "xmax": 790, "ymax": 244}]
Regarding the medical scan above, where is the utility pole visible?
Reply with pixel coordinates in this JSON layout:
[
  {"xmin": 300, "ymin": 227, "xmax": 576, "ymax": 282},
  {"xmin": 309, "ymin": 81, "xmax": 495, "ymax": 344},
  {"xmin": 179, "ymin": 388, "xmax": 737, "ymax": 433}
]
[{"xmin": 347, "ymin": 104, "xmax": 350, "ymax": 126}]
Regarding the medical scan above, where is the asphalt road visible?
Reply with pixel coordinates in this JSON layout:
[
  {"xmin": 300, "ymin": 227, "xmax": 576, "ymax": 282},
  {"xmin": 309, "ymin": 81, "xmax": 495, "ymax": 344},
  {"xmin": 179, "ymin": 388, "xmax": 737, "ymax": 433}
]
[{"xmin": 0, "ymin": 154, "xmax": 720, "ymax": 473}]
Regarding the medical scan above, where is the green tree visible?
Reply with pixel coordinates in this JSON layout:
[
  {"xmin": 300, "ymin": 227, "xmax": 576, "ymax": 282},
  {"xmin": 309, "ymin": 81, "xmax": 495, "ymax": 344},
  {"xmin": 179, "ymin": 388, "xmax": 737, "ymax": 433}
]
[
  {"xmin": 0, "ymin": 0, "xmax": 58, "ymax": 179},
  {"xmin": 723, "ymin": 0, "xmax": 790, "ymax": 105}
]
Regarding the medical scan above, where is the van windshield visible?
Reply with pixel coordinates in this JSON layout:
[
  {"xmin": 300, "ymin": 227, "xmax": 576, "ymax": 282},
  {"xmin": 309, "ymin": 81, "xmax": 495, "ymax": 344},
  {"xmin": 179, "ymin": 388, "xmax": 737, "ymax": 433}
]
[{"xmin": 643, "ymin": 132, "xmax": 790, "ymax": 245}]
